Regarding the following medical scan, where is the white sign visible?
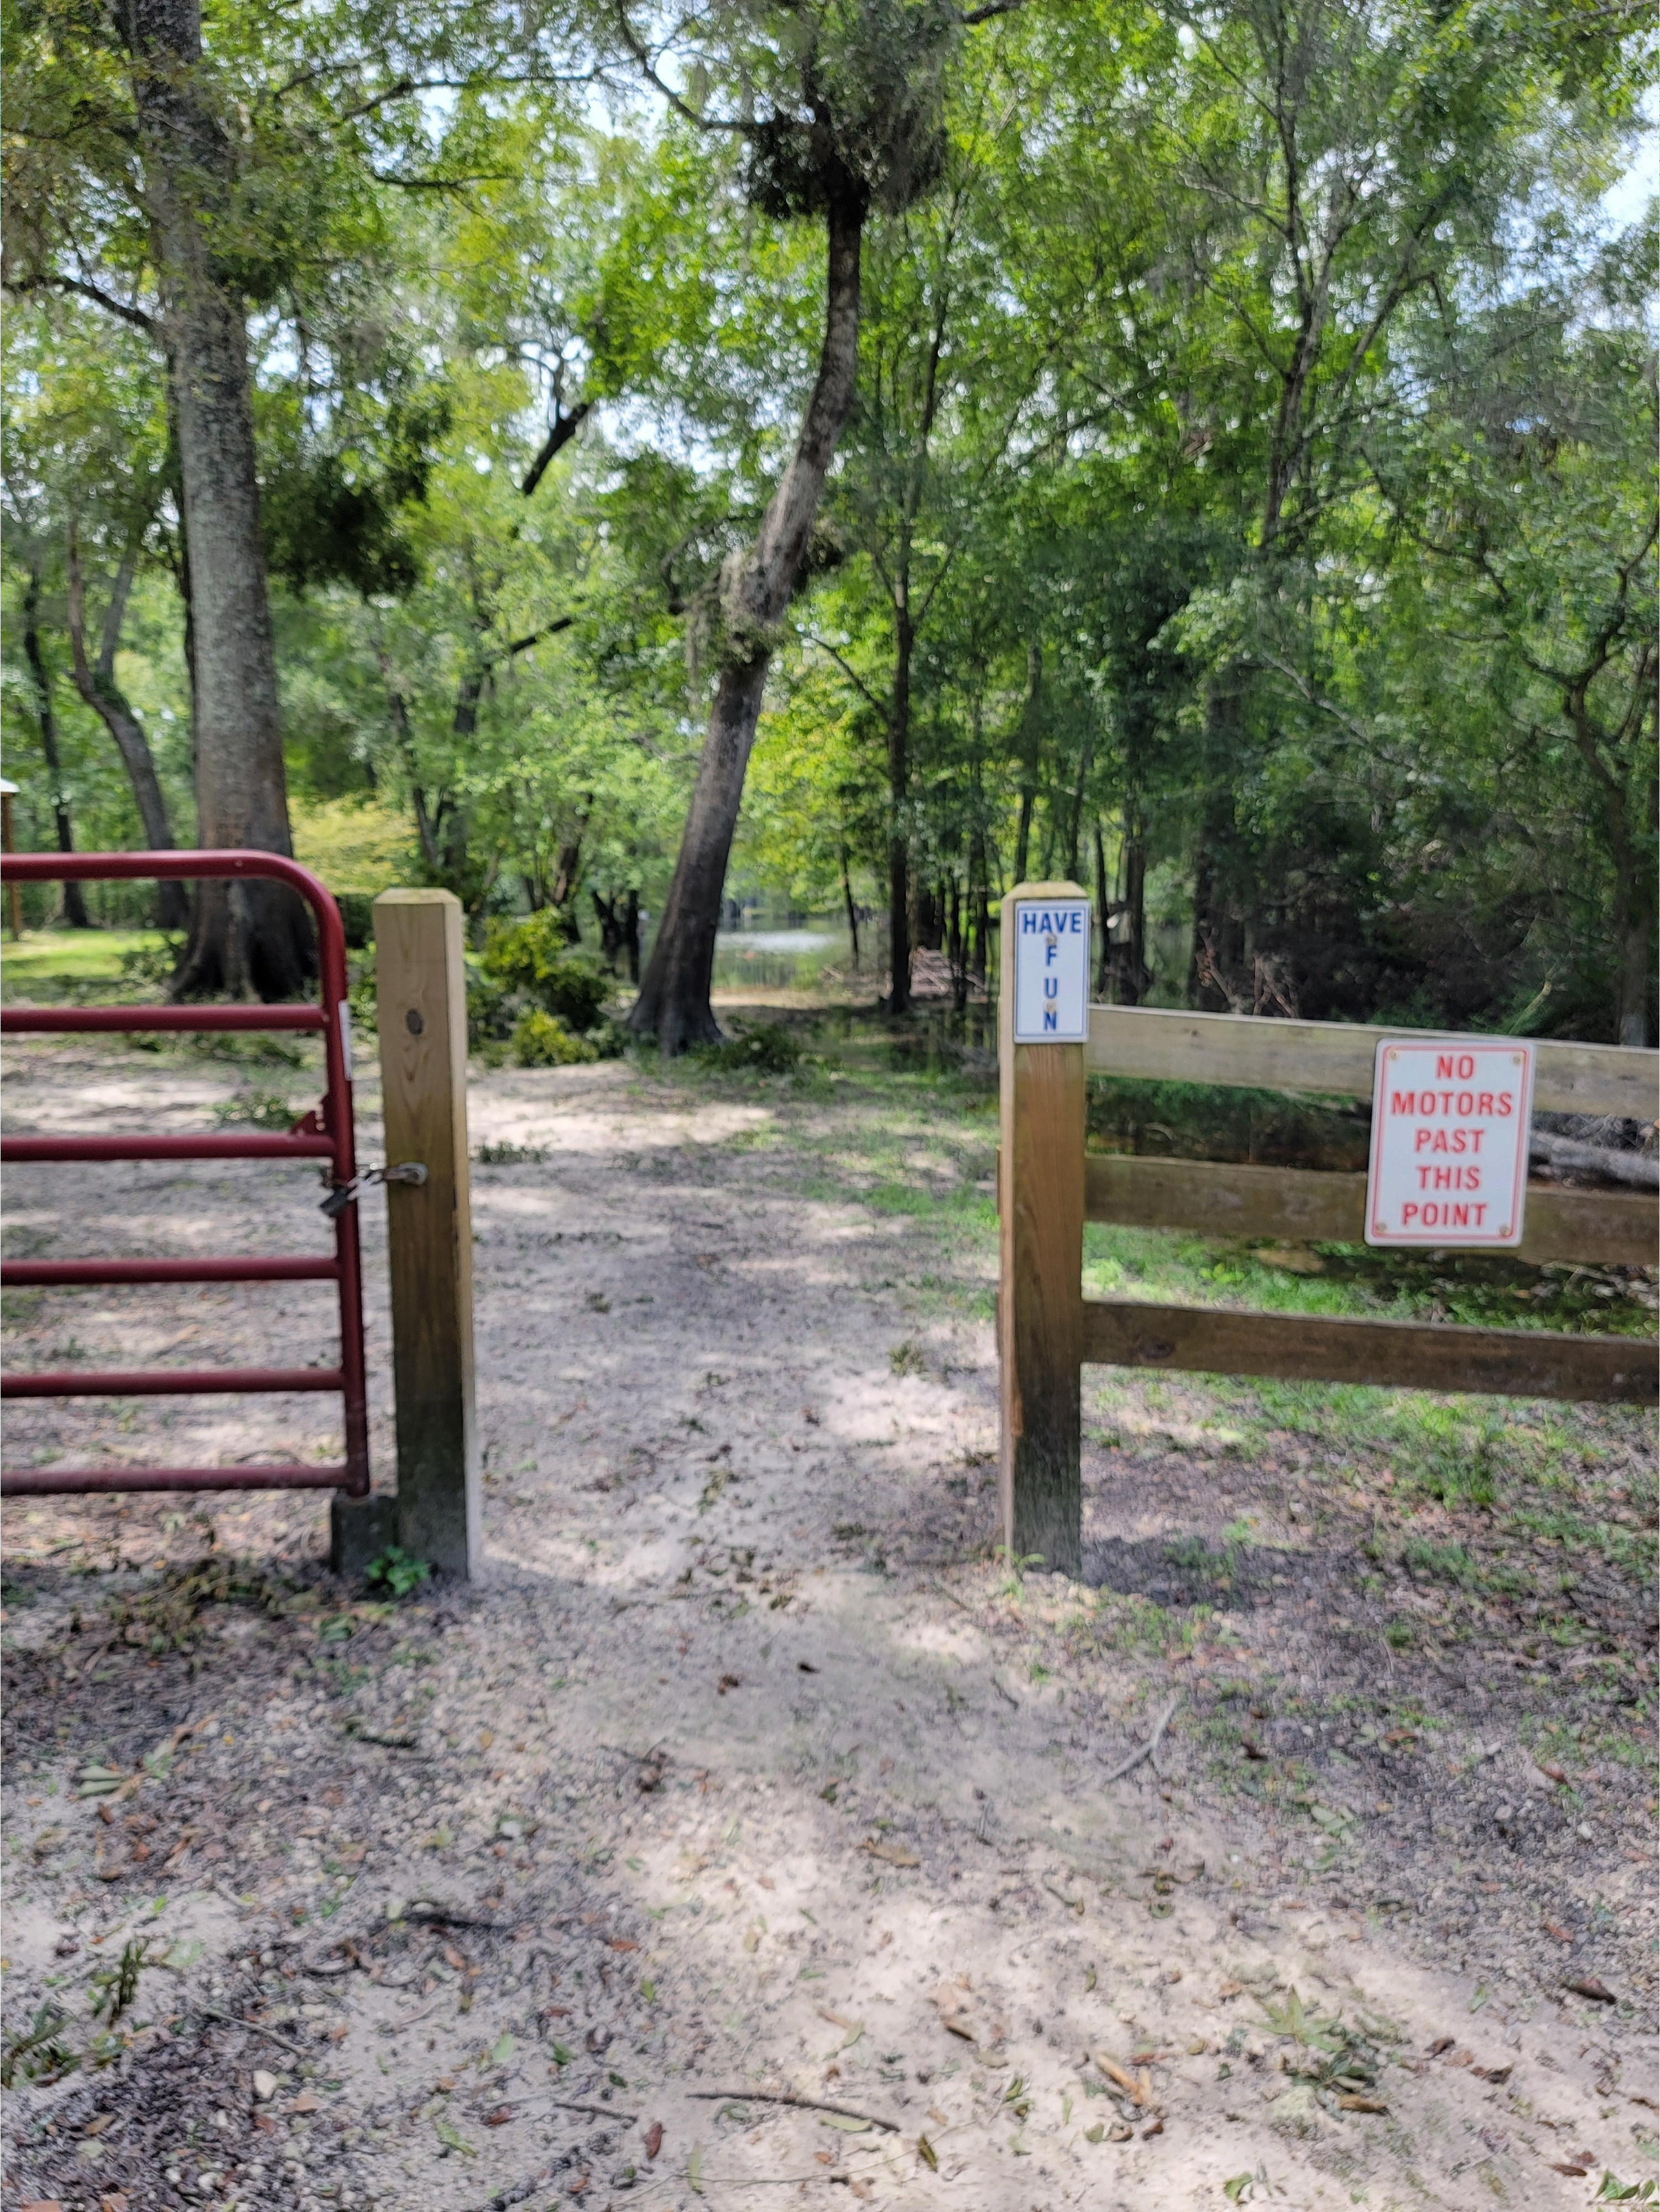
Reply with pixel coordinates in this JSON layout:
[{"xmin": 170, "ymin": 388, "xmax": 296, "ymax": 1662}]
[
  {"xmin": 1011, "ymin": 897, "xmax": 1091, "ymax": 1042},
  {"xmin": 1366, "ymin": 1038, "xmax": 1534, "ymax": 1247}
]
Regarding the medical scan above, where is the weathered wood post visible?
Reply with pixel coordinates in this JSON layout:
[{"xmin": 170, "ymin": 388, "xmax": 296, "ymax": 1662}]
[
  {"xmin": 374, "ymin": 888, "xmax": 481, "ymax": 1577},
  {"xmin": 998, "ymin": 880, "xmax": 1089, "ymax": 1580}
]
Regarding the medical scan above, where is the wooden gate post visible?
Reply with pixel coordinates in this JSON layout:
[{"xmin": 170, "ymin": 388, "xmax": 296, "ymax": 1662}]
[
  {"xmin": 999, "ymin": 881, "xmax": 1088, "ymax": 1580},
  {"xmin": 374, "ymin": 889, "xmax": 481, "ymax": 1578}
]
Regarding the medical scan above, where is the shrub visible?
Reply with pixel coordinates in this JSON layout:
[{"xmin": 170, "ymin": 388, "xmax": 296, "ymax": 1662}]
[
  {"xmin": 511, "ymin": 1008, "xmax": 598, "ymax": 1067},
  {"xmin": 697, "ymin": 1021, "xmax": 802, "ymax": 1074},
  {"xmin": 481, "ymin": 911, "xmax": 611, "ymax": 1031}
]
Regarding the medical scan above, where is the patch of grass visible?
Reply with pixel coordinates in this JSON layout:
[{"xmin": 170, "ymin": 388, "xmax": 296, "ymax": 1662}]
[
  {"xmin": 107, "ymin": 1553, "xmax": 291, "ymax": 1655},
  {"xmin": 1, "ymin": 927, "xmax": 173, "ymax": 997},
  {"xmin": 213, "ymin": 1088, "xmax": 303, "ymax": 1133}
]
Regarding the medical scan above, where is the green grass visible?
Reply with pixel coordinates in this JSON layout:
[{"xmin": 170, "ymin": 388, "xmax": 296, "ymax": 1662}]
[{"xmin": 1, "ymin": 928, "xmax": 172, "ymax": 996}]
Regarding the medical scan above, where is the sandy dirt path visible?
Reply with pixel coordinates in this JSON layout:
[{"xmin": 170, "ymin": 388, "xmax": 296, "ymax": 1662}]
[{"xmin": 3, "ymin": 1036, "xmax": 1654, "ymax": 2211}]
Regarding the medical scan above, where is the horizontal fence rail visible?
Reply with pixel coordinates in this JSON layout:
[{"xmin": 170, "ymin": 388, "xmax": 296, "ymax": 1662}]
[
  {"xmin": 1087, "ymin": 1004, "xmax": 1659, "ymax": 1122},
  {"xmin": 0, "ymin": 849, "xmax": 369, "ymax": 1498},
  {"xmin": 1081, "ymin": 1299, "xmax": 1656, "ymax": 1405},
  {"xmin": 1084, "ymin": 1154, "xmax": 1658, "ymax": 1269}
]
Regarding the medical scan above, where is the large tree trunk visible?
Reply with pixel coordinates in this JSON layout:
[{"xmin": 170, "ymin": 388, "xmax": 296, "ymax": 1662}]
[
  {"xmin": 628, "ymin": 197, "xmax": 865, "ymax": 1052},
  {"xmin": 65, "ymin": 535, "xmax": 190, "ymax": 931},
  {"xmin": 20, "ymin": 567, "xmax": 91, "ymax": 927},
  {"xmin": 127, "ymin": 0, "xmax": 306, "ymax": 998}
]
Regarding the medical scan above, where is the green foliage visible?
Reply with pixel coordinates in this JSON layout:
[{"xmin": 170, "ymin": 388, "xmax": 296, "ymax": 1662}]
[
  {"xmin": 511, "ymin": 1006, "xmax": 598, "ymax": 1067},
  {"xmin": 365, "ymin": 1546, "xmax": 431, "ymax": 1599},
  {"xmin": 212, "ymin": 1089, "xmax": 302, "ymax": 1134},
  {"xmin": 695, "ymin": 1021, "xmax": 803, "ymax": 1074},
  {"xmin": 482, "ymin": 912, "xmax": 612, "ymax": 1031},
  {"xmin": 1, "ymin": 2004, "xmax": 78, "ymax": 2087}
]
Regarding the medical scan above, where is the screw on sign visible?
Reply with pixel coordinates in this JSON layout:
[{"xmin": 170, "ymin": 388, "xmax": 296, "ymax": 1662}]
[{"xmin": 1365, "ymin": 1039, "xmax": 1535, "ymax": 1248}]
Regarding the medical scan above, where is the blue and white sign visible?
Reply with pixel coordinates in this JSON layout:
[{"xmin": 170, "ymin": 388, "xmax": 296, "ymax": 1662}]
[{"xmin": 1011, "ymin": 897, "xmax": 1091, "ymax": 1043}]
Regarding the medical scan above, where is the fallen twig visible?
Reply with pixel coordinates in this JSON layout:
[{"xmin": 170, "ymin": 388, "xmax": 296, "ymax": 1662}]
[
  {"xmin": 520, "ymin": 2095, "xmax": 640, "ymax": 2123},
  {"xmin": 684, "ymin": 2088, "xmax": 899, "ymax": 2132},
  {"xmin": 194, "ymin": 2000, "xmax": 307, "ymax": 2058},
  {"xmin": 1102, "ymin": 1696, "xmax": 1179, "ymax": 1783}
]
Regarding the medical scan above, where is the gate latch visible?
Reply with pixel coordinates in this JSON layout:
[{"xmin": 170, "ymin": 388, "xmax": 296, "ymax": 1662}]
[{"xmin": 321, "ymin": 1161, "xmax": 428, "ymax": 1218}]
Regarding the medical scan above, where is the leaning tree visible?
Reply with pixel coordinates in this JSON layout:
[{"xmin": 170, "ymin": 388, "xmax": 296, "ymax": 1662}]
[{"xmin": 618, "ymin": 0, "xmax": 1010, "ymax": 1050}]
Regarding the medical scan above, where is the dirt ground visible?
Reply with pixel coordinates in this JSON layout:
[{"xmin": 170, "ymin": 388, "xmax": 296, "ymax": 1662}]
[{"xmin": 2, "ymin": 1023, "xmax": 1656, "ymax": 2212}]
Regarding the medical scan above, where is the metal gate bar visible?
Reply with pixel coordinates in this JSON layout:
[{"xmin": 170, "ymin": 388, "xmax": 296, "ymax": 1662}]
[{"xmin": 0, "ymin": 849, "xmax": 370, "ymax": 1498}]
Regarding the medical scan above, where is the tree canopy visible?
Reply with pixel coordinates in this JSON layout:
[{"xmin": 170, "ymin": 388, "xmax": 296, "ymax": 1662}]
[{"xmin": 2, "ymin": 0, "xmax": 1652, "ymax": 1041}]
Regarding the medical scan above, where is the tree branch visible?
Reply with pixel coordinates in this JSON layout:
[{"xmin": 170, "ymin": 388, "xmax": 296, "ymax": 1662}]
[
  {"xmin": 6, "ymin": 271, "xmax": 155, "ymax": 335},
  {"xmin": 520, "ymin": 402, "xmax": 592, "ymax": 497}
]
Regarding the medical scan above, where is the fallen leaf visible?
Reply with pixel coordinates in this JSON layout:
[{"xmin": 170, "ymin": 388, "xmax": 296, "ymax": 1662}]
[
  {"xmin": 478, "ymin": 1729, "xmax": 495, "ymax": 1752},
  {"xmin": 1551, "ymin": 2164, "xmax": 1590, "ymax": 2178},
  {"xmin": 1084, "ymin": 2122, "xmax": 1105, "ymax": 2143},
  {"xmin": 1427, "ymin": 2036, "xmax": 1455, "ymax": 2056},
  {"xmin": 687, "ymin": 2142, "xmax": 704, "ymax": 2195},
  {"xmin": 798, "ymin": 1661, "xmax": 819, "ymax": 1673},
  {"xmin": 1337, "ymin": 2094, "xmax": 1389, "ymax": 2113},
  {"xmin": 82, "ymin": 2116, "xmax": 114, "ymax": 2137},
  {"xmin": 821, "ymin": 2114, "xmax": 873, "ymax": 2134},
  {"xmin": 863, "ymin": 1838, "xmax": 920, "ymax": 1868},
  {"xmin": 1142, "ymin": 2118, "xmax": 1164, "ymax": 2138},
  {"xmin": 1083, "ymin": 1966, "xmax": 1097, "ymax": 1992},
  {"xmin": 289, "ymin": 2095, "xmax": 320, "ymax": 2115},
  {"xmin": 1108, "ymin": 2121, "xmax": 1133, "ymax": 2141},
  {"xmin": 1543, "ymin": 1920, "xmax": 1573, "ymax": 1943},
  {"xmin": 1217, "ymin": 1979, "xmax": 1244, "ymax": 2000},
  {"xmin": 1479, "ymin": 2064, "xmax": 1513, "ymax": 2084},
  {"xmin": 442, "ymin": 1944, "xmax": 467, "ymax": 1973},
  {"xmin": 1534, "ymin": 1760, "xmax": 1567, "ymax": 1785},
  {"xmin": 917, "ymin": 2135, "xmax": 938, "ymax": 2171},
  {"xmin": 1567, "ymin": 1975, "xmax": 1617, "ymax": 2004},
  {"xmin": 483, "ymin": 2106, "xmax": 514, "ymax": 2127},
  {"xmin": 644, "ymin": 2121, "xmax": 663, "ymax": 2161},
  {"xmin": 944, "ymin": 2017, "xmax": 977, "ymax": 2043},
  {"xmin": 608, "ymin": 1938, "xmax": 639, "ymax": 1953},
  {"xmin": 101, "ymin": 2196, "xmax": 130, "ymax": 2212}
]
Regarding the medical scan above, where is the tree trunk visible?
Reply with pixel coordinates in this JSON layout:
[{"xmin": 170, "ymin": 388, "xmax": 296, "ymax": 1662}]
[
  {"xmin": 1093, "ymin": 821, "xmax": 1111, "ymax": 997},
  {"xmin": 129, "ymin": 0, "xmax": 306, "ymax": 998},
  {"xmin": 624, "ymin": 888, "xmax": 640, "ymax": 986},
  {"xmin": 1123, "ymin": 825, "xmax": 1147, "ymax": 1005},
  {"xmin": 628, "ymin": 196, "xmax": 865, "ymax": 1052},
  {"xmin": 1011, "ymin": 641, "xmax": 1043, "ymax": 884},
  {"xmin": 21, "ymin": 567, "xmax": 90, "ymax": 927},
  {"xmin": 65, "ymin": 534, "xmax": 190, "ymax": 931},
  {"xmin": 839, "ymin": 842, "xmax": 860, "ymax": 972},
  {"xmin": 886, "ymin": 599, "xmax": 913, "ymax": 1014}
]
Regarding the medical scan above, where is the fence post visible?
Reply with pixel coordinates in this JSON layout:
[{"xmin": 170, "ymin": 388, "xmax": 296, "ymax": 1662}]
[
  {"xmin": 374, "ymin": 889, "xmax": 481, "ymax": 1578},
  {"xmin": 998, "ymin": 880, "xmax": 1087, "ymax": 1580}
]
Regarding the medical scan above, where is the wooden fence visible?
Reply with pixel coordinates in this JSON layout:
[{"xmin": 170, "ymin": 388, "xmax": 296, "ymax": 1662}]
[{"xmin": 996, "ymin": 883, "xmax": 1659, "ymax": 1579}]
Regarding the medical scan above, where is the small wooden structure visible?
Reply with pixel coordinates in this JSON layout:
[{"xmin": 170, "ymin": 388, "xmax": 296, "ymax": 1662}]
[{"xmin": 996, "ymin": 884, "xmax": 1659, "ymax": 1578}]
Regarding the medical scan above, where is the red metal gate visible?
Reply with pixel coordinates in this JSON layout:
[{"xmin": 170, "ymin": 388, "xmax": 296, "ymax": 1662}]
[{"xmin": 1, "ymin": 851, "xmax": 369, "ymax": 1499}]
